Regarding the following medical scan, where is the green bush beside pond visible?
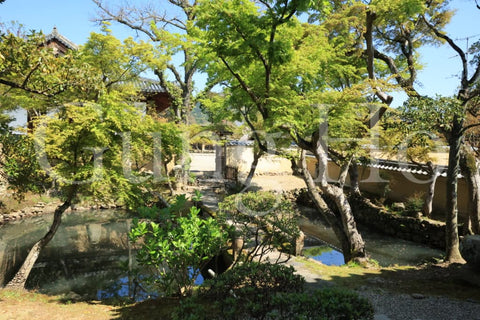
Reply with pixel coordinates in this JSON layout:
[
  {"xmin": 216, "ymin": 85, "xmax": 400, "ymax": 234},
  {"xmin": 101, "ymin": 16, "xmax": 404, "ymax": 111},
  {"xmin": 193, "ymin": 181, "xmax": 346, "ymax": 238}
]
[{"xmin": 173, "ymin": 262, "xmax": 374, "ymax": 320}]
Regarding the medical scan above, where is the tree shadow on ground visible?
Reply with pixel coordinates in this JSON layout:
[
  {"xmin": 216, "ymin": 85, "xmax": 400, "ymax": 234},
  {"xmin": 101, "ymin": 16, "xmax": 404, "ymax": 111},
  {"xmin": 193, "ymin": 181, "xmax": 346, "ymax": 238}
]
[
  {"xmin": 109, "ymin": 261, "xmax": 480, "ymax": 319},
  {"xmin": 110, "ymin": 297, "xmax": 180, "ymax": 320},
  {"xmin": 311, "ymin": 261, "xmax": 480, "ymax": 302}
]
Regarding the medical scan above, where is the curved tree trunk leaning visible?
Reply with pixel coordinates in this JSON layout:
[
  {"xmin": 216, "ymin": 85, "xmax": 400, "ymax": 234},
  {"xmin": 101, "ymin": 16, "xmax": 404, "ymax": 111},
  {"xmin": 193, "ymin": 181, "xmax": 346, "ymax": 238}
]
[
  {"xmin": 299, "ymin": 148, "xmax": 367, "ymax": 263},
  {"xmin": 5, "ymin": 190, "xmax": 76, "ymax": 289},
  {"xmin": 242, "ymin": 149, "xmax": 263, "ymax": 190}
]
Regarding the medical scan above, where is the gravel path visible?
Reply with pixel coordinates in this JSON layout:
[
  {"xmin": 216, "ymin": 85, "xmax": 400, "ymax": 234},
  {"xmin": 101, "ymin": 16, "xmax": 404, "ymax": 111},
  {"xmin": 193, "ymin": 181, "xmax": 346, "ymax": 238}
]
[
  {"xmin": 360, "ymin": 290, "xmax": 480, "ymax": 320},
  {"xmin": 285, "ymin": 255, "xmax": 480, "ymax": 320}
]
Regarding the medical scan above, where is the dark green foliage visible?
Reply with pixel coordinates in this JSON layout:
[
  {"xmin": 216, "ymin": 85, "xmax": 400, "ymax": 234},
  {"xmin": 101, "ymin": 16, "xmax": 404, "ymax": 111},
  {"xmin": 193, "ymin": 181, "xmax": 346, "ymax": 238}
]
[
  {"xmin": 218, "ymin": 191, "xmax": 301, "ymax": 263},
  {"xmin": 201, "ymin": 261, "xmax": 305, "ymax": 299},
  {"xmin": 0, "ymin": 132, "xmax": 51, "ymax": 197},
  {"xmin": 173, "ymin": 262, "xmax": 374, "ymax": 320},
  {"xmin": 404, "ymin": 193, "xmax": 424, "ymax": 216},
  {"xmin": 267, "ymin": 288, "xmax": 375, "ymax": 320}
]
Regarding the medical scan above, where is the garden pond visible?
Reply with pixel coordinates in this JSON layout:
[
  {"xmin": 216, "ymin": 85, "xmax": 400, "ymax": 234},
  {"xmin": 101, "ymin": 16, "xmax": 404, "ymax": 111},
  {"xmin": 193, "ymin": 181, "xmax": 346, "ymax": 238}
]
[{"xmin": 0, "ymin": 209, "xmax": 443, "ymax": 301}]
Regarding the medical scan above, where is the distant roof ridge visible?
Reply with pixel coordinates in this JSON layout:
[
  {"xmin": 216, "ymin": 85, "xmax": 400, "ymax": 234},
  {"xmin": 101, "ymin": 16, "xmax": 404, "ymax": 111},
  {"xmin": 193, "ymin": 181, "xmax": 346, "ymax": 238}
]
[
  {"xmin": 45, "ymin": 26, "xmax": 78, "ymax": 51},
  {"xmin": 128, "ymin": 77, "xmax": 165, "ymax": 94}
]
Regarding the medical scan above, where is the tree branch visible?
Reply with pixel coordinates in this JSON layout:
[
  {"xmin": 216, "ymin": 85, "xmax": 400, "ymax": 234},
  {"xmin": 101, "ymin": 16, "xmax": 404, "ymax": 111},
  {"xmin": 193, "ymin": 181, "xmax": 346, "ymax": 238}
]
[
  {"xmin": 364, "ymin": 9, "xmax": 394, "ymax": 113},
  {"xmin": 421, "ymin": 15, "xmax": 469, "ymax": 95},
  {"xmin": 462, "ymin": 122, "xmax": 480, "ymax": 135},
  {"xmin": 167, "ymin": 64, "xmax": 185, "ymax": 88},
  {"xmin": 0, "ymin": 79, "xmax": 58, "ymax": 97},
  {"xmin": 219, "ymin": 56, "xmax": 267, "ymax": 118}
]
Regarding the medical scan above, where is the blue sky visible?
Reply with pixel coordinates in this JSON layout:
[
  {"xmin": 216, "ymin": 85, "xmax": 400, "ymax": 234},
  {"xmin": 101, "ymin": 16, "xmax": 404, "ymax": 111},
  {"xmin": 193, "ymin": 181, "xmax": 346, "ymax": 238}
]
[{"xmin": 1, "ymin": 0, "xmax": 479, "ymax": 109}]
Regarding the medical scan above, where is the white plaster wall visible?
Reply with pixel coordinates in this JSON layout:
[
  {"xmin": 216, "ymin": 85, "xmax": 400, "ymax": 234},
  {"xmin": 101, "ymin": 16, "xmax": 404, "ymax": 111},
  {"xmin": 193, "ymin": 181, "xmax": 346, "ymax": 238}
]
[{"xmin": 226, "ymin": 145, "xmax": 292, "ymax": 175}]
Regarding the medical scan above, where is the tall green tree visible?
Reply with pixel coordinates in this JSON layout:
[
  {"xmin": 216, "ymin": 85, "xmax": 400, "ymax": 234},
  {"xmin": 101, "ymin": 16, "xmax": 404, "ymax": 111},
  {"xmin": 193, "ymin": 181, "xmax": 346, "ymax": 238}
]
[
  {"xmin": 358, "ymin": 0, "xmax": 479, "ymax": 262},
  {"xmin": 370, "ymin": 0, "xmax": 480, "ymax": 262},
  {"xmin": 422, "ymin": 18, "xmax": 480, "ymax": 263},
  {"xmin": 1, "ymin": 30, "xmax": 183, "ymax": 288},
  {"xmin": 196, "ymin": 0, "xmax": 373, "ymax": 262},
  {"xmin": 93, "ymin": 0, "xmax": 216, "ymax": 187}
]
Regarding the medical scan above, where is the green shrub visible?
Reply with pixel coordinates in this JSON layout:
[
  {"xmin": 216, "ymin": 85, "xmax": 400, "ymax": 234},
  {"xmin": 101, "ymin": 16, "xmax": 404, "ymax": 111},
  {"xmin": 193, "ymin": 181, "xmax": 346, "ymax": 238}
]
[
  {"xmin": 129, "ymin": 195, "xmax": 230, "ymax": 297},
  {"xmin": 218, "ymin": 191, "xmax": 300, "ymax": 263},
  {"xmin": 173, "ymin": 263, "xmax": 373, "ymax": 319},
  {"xmin": 202, "ymin": 261, "xmax": 305, "ymax": 298},
  {"xmin": 174, "ymin": 262, "xmax": 304, "ymax": 319},
  {"xmin": 267, "ymin": 288, "xmax": 374, "ymax": 320},
  {"xmin": 404, "ymin": 192, "xmax": 424, "ymax": 217}
]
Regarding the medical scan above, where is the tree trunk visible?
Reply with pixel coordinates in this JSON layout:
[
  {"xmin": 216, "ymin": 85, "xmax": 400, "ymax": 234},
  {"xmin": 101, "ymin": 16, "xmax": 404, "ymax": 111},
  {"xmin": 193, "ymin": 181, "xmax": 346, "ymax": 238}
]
[
  {"xmin": 445, "ymin": 118, "xmax": 466, "ymax": 263},
  {"xmin": 164, "ymin": 162, "xmax": 175, "ymax": 195},
  {"xmin": 422, "ymin": 163, "xmax": 440, "ymax": 218},
  {"xmin": 460, "ymin": 148, "xmax": 480, "ymax": 234},
  {"xmin": 300, "ymin": 147, "xmax": 366, "ymax": 263},
  {"xmin": 5, "ymin": 196, "xmax": 74, "ymax": 289},
  {"xmin": 290, "ymin": 157, "xmax": 302, "ymax": 176},
  {"xmin": 337, "ymin": 159, "xmax": 351, "ymax": 189},
  {"xmin": 349, "ymin": 160, "xmax": 361, "ymax": 197},
  {"xmin": 299, "ymin": 151, "xmax": 352, "ymax": 260},
  {"xmin": 174, "ymin": 134, "xmax": 191, "ymax": 190},
  {"xmin": 242, "ymin": 149, "xmax": 263, "ymax": 189}
]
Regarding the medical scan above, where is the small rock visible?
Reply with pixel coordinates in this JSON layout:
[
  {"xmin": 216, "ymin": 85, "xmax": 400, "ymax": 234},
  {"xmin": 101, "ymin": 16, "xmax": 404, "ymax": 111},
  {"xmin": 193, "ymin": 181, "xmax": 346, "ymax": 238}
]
[
  {"xmin": 391, "ymin": 202, "xmax": 406, "ymax": 210},
  {"xmin": 64, "ymin": 291, "xmax": 82, "ymax": 301},
  {"xmin": 411, "ymin": 293, "xmax": 425, "ymax": 299},
  {"xmin": 367, "ymin": 277, "xmax": 385, "ymax": 285},
  {"xmin": 460, "ymin": 235, "xmax": 480, "ymax": 269}
]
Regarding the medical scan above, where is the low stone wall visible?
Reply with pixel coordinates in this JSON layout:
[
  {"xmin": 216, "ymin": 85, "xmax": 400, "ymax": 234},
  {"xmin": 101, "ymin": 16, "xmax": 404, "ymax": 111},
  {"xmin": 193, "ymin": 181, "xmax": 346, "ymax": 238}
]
[
  {"xmin": 351, "ymin": 198, "xmax": 446, "ymax": 250},
  {"xmin": 0, "ymin": 202, "xmax": 59, "ymax": 226},
  {"xmin": 291, "ymin": 188, "xmax": 447, "ymax": 250},
  {"xmin": 0, "ymin": 202, "xmax": 121, "ymax": 227}
]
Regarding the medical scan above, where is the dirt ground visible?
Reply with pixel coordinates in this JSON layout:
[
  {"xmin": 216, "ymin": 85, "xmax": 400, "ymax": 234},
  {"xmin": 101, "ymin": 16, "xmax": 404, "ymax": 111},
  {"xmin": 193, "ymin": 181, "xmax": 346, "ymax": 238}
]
[{"xmin": 0, "ymin": 290, "xmax": 116, "ymax": 320}]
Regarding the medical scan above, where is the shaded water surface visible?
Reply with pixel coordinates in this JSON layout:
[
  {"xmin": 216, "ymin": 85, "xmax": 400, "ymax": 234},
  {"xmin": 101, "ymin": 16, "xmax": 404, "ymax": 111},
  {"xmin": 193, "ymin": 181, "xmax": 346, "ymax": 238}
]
[
  {"xmin": 0, "ymin": 209, "xmax": 156, "ymax": 300},
  {"xmin": 299, "ymin": 215, "xmax": 443, "ymax": 267},
  {"xmin": 1, "ymin": 209, "xmax": 443, "ymax": 300}
]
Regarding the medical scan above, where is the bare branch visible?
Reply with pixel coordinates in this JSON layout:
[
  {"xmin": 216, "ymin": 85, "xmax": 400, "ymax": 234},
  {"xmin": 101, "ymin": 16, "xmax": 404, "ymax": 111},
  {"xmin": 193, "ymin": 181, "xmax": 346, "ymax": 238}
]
[
  {"xmin": 0, "ymin": 78, "xmax": 59, "ymax": 97},
  {"xmin": 92, "ymin": 0, "xmax": 187, "ymax": 41},
  {"xmin": 364, "ymin": 9, "xmax": 394, "ymax": 113},
  {"xmin": 421, "ymin": 15, "xmax": 469, "ymax": 95},
  {"xmin": 219, "ymin": 56, "xmax": 266, "ymax": 117}
]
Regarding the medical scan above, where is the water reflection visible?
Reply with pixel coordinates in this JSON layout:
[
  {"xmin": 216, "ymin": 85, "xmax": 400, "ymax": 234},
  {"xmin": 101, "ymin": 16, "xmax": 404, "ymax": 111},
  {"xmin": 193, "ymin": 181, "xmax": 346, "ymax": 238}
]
[
  {"xmin": 0, "ymin": 209, "xmax": 206, "ymax": 301},
  {"xmin": 303, "ymin": 246, "xmax": 345, "ymax": 266},
  {"xmin": 299, "ymin": 216, "xmax": 443, "ymax": 267},
  {"xmin": 1, "ymin": 209, "xmax": 146, "ymax": 300},
  {"xmin": 1, "ymin": 208, "xmax": 444, "ymax": 301}
]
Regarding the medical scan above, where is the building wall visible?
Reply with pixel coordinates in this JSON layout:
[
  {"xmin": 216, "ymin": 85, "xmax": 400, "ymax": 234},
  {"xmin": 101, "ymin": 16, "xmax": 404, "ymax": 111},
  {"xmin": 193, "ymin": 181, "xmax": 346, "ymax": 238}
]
[
  {"xmin": 225, "ymin": 144, "xmax": 292, "ymax": 175},
  {"xmin": 321, "ymin": 160, "xmax": 469, "ymax": 217},
  {"xmin": 225, "ymin": 144, "xmax": 469, "ymax": 217}
]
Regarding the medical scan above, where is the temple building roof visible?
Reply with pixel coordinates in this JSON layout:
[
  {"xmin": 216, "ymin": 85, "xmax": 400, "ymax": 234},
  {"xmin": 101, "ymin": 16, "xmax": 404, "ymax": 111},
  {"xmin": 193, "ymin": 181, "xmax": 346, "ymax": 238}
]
[{"xmin": 44, "ymin": 26, "xmax": 78, "ymax": 55}]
